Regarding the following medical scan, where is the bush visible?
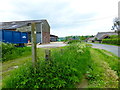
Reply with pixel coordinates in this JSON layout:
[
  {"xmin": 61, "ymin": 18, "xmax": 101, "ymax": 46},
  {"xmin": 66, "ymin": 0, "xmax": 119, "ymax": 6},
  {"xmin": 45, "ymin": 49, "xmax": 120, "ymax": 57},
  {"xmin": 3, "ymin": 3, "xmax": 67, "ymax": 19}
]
[
  {"xmin": 2, "ymin": 43, "xmax": 92, "ymax": 88},
  {"xmin": 102, "ymin": 35, "xmax": 120, "ymax": 45},
  {"xmin": 1, "ymin": 43, "xmax": 31, "ymax": 62},
  {"xmin": 67, "ymin": 40, "xmax": 81, "ymax": 44},
  {"xmin": 102, "ymin": 38, "xmax": 120, "ymax": 45},
  {"xmin": 109, "ymin": 35, "xmax": 118, "ymax": 39}
]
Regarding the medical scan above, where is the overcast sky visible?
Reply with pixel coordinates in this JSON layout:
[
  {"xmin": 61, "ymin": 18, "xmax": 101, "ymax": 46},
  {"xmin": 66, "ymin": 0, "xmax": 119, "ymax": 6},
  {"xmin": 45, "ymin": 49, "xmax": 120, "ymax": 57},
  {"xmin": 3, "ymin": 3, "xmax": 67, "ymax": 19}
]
[{"xmin": 0, "ymin": 0, "xmax": 119, "ymax": 37}]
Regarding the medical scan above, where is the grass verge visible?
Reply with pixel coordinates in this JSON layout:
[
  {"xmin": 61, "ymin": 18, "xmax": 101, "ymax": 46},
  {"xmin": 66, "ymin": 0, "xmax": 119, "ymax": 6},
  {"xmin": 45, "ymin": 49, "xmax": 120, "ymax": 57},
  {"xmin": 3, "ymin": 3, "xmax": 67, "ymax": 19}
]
[{"xmin": 87, "ymin": 48, "xmax": 119, "ymax": 88}]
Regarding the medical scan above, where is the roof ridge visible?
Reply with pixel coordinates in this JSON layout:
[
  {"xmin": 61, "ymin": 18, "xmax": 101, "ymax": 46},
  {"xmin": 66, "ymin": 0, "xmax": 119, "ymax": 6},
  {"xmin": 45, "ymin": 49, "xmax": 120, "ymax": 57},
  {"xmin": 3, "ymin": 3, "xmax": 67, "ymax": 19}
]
[{"xmin": 0, "ymin": 19, "xmax": 47, "ymax": 23}]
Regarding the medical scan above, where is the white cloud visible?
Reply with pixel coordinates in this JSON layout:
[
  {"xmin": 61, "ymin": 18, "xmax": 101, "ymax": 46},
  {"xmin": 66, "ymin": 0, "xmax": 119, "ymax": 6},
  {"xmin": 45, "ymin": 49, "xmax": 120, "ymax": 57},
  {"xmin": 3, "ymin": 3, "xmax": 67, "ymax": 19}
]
[{"xmin": 0, "ymin": 0, "xmax": 119, "ymax": 37}]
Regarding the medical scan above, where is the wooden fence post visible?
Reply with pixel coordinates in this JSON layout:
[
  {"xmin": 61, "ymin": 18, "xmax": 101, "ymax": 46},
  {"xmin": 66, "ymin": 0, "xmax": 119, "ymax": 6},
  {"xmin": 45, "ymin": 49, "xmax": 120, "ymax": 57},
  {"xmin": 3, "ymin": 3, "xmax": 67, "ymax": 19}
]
[
  {"xmin": 60, "ymin": 49, "xmax": 64, "ymax": 54},
  {"xmin": 31, "ymin": 23, "xmax": 37, "ymax": 72},
  {"xmin": 45, "ymin": 49, "xmax": 51, "ymax": 61}
]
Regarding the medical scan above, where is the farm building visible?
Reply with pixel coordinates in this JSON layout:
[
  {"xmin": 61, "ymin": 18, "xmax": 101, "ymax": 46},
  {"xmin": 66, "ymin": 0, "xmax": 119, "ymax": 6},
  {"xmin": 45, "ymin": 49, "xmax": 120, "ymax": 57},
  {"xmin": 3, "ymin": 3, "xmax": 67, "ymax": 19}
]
[
  {"xmin": 94, "ymin": 32, "xmax": 118, "ymax": 43},
  {"xmin": 86, "ymin": 37, "xmax": 95, "ymax": 42},
  {"xmin": 50, "ymin": 35, "xmax": 58, "ymax": 42},
  {"xmin": 0, "ymin": 20, "xmax": 50, "ymax": 44}
]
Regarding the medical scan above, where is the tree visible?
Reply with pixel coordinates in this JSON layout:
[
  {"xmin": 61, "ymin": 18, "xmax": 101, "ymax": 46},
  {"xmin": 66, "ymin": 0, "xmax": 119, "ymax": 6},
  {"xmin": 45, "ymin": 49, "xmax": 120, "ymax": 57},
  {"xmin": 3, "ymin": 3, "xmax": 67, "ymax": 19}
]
[{"xmin": 112, "ymin": 17, "xmax": 120, "ymax": 31}]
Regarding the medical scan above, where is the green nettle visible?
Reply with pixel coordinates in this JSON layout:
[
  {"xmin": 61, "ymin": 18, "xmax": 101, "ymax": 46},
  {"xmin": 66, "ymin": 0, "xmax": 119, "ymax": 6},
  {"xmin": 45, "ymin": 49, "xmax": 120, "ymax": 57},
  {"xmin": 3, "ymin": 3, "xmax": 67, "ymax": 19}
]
[
  {"xmin": 1, "ymin": 43, "xmax": 31, "ymax": 62},
  {"xmin": 2, "ymin": 43, "xmax": 92, "ymax": 88}
]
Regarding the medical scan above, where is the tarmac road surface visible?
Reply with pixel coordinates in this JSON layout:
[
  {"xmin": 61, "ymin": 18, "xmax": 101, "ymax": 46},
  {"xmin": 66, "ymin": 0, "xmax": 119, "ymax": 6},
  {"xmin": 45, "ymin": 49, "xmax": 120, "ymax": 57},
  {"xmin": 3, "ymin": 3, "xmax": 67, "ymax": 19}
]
[
  {"xmin": 89, "ymin": 43, "xmax": 120, "ymax": 57},
  {"xmin": 37, "ymin": 42, "xmax": 67, "ymax": 48}
]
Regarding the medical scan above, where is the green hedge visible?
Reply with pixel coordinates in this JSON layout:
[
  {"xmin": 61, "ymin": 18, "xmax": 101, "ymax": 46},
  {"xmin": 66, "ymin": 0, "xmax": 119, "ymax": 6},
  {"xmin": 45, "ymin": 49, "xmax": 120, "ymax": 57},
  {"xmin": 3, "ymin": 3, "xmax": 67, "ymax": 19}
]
[
  {"xmin": 102, "ymin": 38, "xmax": 120, "ymax": 45},
  {"xmin": 67, "ymin": 40, "xmax": 81, "ymax": 44}
]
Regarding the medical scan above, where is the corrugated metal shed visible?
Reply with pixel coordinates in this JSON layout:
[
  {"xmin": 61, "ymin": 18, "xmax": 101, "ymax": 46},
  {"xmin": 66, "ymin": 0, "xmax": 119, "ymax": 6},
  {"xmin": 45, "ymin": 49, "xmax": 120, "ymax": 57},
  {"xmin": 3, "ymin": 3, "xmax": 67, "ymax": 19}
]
[
  {"xmin": 0, "ymin": 20, "xmax": 50, "ymax": 44},
  {"xmin": 0, "ymin": 19, "xmax": 50, "ymax": 32},
  {"xmin": 94, "ymin": 32, "xmax": 118, "ymax": 40}
]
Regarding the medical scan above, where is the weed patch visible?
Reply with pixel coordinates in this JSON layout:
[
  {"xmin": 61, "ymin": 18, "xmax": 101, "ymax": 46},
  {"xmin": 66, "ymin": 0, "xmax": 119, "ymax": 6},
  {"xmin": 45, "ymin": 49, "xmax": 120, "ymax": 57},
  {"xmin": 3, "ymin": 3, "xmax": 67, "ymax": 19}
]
[
  {"xmin": 1, "ymin": 43, "xmax": 31, "ymax": 62},
  {"xmin": 87, "ymin": 48, "xmax": 119, "ymax": 88},
  {"xmin": 2, "ymin": 43, "xmax": 92, "ymax": 88}
]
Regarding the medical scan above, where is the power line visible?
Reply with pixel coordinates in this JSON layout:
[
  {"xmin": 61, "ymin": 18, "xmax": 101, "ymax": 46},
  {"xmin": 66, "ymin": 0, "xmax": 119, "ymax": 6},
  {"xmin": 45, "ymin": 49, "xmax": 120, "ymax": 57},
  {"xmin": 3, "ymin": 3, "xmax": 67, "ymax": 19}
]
[{"xmin": 51, "ymin": 15, "xmax": 117, "ymax": 24}]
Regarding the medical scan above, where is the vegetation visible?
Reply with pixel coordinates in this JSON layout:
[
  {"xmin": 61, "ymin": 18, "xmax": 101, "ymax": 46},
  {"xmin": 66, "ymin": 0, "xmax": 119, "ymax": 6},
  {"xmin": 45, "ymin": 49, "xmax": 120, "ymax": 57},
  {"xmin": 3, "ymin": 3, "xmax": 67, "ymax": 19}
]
[
  {"xmin": 65, "ymin": 35, "xmax": 94, "ymax": 41},
  {"xmin": 2, "ymin": 43, "xmax": 92, "ymax": 88},
  {"xmin": 2, "ymin": 48, "xmax": 44, "ymax": 79},
  {"xmin": 102, "ymin": 35, "xmax": 120, "ymax": 45},
  {"xmin": 1, "ymin": 43, "xmax": 31, "ymax": 62},
  {"xmin": 67, "ymin": 40, "xmax": 81, "ymax": 44},
  {"xmin": 112, "ymin": 17, "xmax": 120, "ymax": 32},
  {"xmin": 87, "ymin": 48, "xmax": 119, "ymax": 88},
  {"xmin": 2, "ymin": 42, "xmax": 119, "ymax": 88}
]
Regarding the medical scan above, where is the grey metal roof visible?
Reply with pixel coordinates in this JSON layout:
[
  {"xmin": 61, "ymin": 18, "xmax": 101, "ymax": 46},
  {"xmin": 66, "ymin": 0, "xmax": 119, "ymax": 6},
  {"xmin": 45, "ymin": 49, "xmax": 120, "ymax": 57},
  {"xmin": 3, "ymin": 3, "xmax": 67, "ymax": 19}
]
[
  {"xmin": 0, "ymin": 19, "xmax": 48, "ymax": 30},
  {"xmin": 0, "ymin": 23, "xmax": 29, "ymax": 29},
  {"xmin": 95, "ymin": 32, "xmax": 118, "ymax": 40},
  {"xmin": 50, "ymin": 34, "xmax": 58, "ymax": 38},
  {"xmin": 87, "ymin": 37, "xmax": 95, "ymax": 41}
]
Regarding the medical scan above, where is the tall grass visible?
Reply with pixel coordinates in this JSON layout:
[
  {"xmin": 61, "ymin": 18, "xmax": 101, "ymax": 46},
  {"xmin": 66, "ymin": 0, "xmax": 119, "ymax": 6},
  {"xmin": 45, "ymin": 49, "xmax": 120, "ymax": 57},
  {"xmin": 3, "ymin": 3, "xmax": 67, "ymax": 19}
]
[
  {"xmin": 92, "ymin": 49, "xmax": 119, "ymax": 76},
  {"xmin": 2, "ymin": 43, "xmax": 92, "ymax": 88},
  {"xmin": 87, "ymin": 48, "xmax": 119, "ymax": 88},
  {"xmin": 1, "ymin": 43, "xmax": 31, "ymax": 62}
]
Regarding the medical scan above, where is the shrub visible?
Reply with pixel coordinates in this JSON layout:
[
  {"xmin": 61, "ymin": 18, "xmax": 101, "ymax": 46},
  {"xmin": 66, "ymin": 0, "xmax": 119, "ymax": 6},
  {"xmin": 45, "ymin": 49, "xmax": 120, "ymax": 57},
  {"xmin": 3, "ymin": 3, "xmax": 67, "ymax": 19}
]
[
  {"xmin": 2, "ymin": 43, "xmax": 92, "ymax": 88},
  {"xmin": 102, "ymin": 38, "xmax": 120, "ymax": 45},
  {"xmin": 67, "ymin": 40, "xmax": 81, "ymax": 44},
  {"xmin": 102, "ymin": 35, "xmax": 120, "ymax": 45},
  {"xmin": 1, "ymin": 43, "xmax": 31, "ymax": 62},
  {"xmin": 109, "ymin": 35, "xmax": 118, "ymax": 39}
]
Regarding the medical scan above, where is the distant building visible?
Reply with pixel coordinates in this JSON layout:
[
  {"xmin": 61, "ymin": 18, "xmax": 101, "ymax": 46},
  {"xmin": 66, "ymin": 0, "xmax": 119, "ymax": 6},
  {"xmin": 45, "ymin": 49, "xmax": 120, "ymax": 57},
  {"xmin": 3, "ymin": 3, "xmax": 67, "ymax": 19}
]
[
  {"xmin": 50, "ymin": 35, "xmax": 58, "ymax": 42},
  {"xmin": 0, "ymin": 20, "xmax": 50, "ymax": 44},
  {"xmin": 94, "ymin": 32, "xmax": 118, "ymax": 43},
  {"xmin": 86, "ymin": 37, "xmax": 95, "ymax": 42}
]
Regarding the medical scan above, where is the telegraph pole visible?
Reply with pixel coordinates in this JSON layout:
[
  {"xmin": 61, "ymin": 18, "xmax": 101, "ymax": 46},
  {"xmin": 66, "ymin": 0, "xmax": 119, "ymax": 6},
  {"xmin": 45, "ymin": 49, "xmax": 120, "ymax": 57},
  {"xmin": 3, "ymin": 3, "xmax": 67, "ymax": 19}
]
[{"xmin": 118, "ymin": 1, "xmax": 120, "ymax": 18}]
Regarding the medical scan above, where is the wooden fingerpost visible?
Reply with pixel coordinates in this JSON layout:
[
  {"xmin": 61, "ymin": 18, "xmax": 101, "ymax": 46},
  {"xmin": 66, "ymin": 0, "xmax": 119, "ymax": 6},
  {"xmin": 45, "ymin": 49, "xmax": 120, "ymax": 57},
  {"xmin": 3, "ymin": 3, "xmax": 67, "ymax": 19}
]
[
  {"xmin": 31, "ymin": 23, "xmax": 37, "ymax": 73},
  {"xmin": 45, "ymin": 49, "xmax": 51, "ymax": 61}
]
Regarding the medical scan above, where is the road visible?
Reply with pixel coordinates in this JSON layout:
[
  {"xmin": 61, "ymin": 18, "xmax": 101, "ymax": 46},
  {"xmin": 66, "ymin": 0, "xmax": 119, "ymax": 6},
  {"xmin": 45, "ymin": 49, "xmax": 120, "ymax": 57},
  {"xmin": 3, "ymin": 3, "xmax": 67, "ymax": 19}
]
[
  {"xmin": 37, "ymin": 42, "xmax": 119, "ymax": 57},
  {"xmin": 37, "ymin": 42, "xmax": 67, "ymax": 48},
  {"xmin": 89, "ymin": 43, "xmax": 120, "ymax": 57}
]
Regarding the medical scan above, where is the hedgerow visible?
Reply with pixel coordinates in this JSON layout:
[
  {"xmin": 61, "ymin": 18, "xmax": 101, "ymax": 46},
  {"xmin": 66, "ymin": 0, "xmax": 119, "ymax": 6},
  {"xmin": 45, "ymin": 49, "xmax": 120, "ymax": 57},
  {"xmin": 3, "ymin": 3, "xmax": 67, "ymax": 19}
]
[
  {"xmin": 1, "ymin": 43, "xmax": 31, "ymax": 62},
  {"xmin": 102, "ymin": 35, "xmax": 120, "ymax": 45},
  {"xmin": 67, "ymin": 40, "xmax": 81, "ymax": 44},
  {"xmin": 102, "ymin": 38, "xmax": 119, "ymax": 45},
  {"xmin": 2, "ymin": 43, "xmax": 92, "ymax": 88}
]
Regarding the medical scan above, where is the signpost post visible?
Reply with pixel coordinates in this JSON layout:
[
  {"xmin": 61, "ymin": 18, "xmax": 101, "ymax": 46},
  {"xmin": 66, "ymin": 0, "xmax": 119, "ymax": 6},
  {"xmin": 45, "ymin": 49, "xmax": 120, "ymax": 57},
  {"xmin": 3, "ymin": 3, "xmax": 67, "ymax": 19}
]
[{"xmin": 31, "ymin": 23, "xmax": 37, "ymax": 73}]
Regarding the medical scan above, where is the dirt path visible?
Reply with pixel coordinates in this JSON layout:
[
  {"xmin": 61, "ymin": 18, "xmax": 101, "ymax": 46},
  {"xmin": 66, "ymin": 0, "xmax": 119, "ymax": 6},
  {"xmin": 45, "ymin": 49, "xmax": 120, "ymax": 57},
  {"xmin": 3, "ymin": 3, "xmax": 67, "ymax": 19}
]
[
  {"xmin": 2, "ymin": 56, "xmax": 31, "ymax": 78},
  {"xmin": 76, "ymin": 77, "xmax": 88, "ymax": 88},
  {"xmin": 77, "ymin": 48, "xmax": 119, "ymax": 88}
]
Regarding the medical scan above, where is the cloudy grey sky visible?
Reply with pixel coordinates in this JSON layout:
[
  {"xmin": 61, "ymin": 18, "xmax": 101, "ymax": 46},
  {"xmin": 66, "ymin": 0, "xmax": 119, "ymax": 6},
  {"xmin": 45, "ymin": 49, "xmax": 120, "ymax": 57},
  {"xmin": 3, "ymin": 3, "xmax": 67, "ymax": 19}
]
[{"xmin": 0, "ymin": 0, "xmax": 119, "ymax": 37}]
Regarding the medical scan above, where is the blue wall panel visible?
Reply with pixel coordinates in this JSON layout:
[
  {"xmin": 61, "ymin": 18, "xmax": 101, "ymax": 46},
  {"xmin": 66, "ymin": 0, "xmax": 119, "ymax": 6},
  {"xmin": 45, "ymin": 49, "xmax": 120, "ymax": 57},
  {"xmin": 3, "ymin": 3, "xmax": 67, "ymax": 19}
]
[
  {"xmin": 3, "ymin": 30, "xmax": 13, "ymax": 43},
  {"xmin": 1, "ymin": 29, "xmax": 28, "ymax": 44},
  {"xmin": 0, "ymin": 30, "xmax": 2, "ymax": 42},
  {"xmin": 13, "ymin": 32, "xmax": 21, "ymax": 43}
]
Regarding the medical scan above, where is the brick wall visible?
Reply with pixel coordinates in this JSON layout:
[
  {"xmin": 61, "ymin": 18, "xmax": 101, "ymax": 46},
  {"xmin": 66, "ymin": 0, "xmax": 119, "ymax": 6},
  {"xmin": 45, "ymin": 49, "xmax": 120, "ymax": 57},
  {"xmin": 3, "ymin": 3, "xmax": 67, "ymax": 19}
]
[{"xmin": 42, "ymin": 31, "xmax": 50, "ymax": 43}]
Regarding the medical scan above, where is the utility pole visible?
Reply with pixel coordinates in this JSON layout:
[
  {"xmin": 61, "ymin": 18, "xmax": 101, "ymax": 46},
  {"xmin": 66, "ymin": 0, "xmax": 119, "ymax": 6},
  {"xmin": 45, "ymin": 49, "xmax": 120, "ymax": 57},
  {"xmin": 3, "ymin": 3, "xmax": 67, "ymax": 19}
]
[
  {"xmin": 118, "ymin": 1, "xmax": 120, "ymax": 18},
  {"xmin": 118, "ymin": 2, "xmax": 120, "ymax": 31},
  {"xmin": 41, "ymin": 23, "xmax": 43, "ymax": 43},
  {"xmin": 31, "ymin": 23, "xmax": 37, "ymax": 72}
]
